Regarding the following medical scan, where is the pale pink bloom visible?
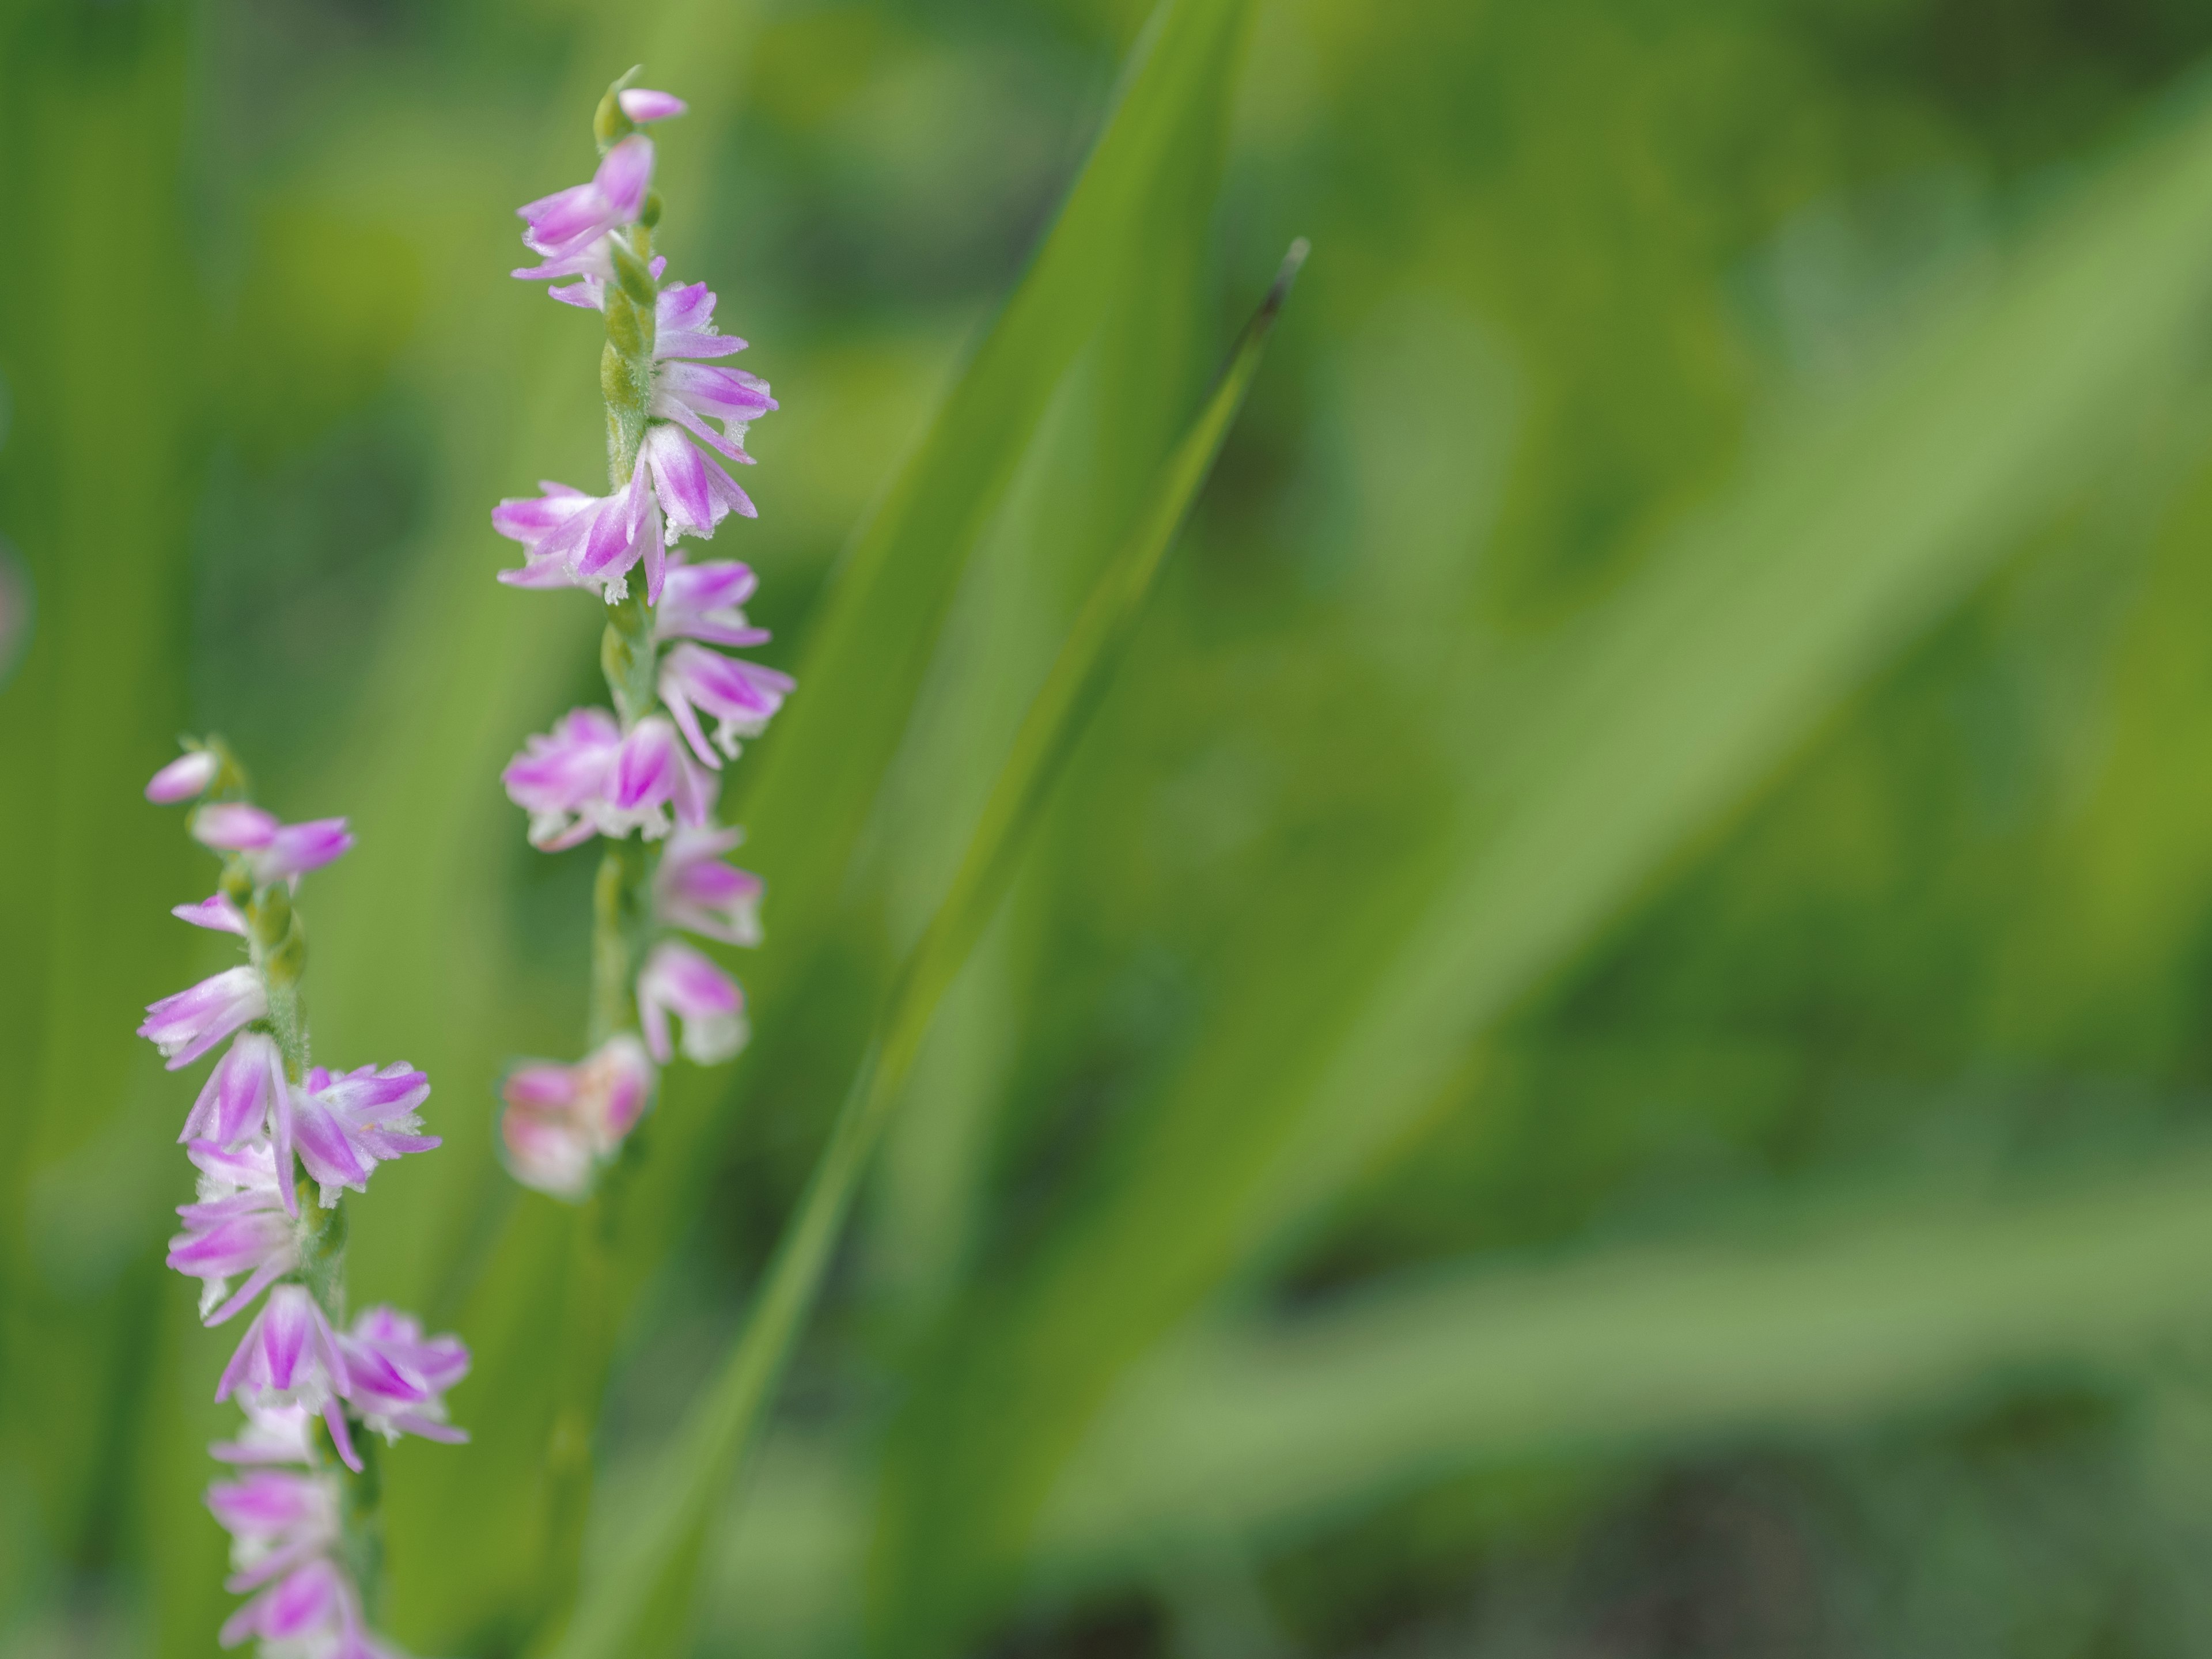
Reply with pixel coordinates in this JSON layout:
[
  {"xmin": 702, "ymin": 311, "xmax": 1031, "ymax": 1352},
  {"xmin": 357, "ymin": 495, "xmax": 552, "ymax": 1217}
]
[
  {"xmin": 658, "ymin": 641, "xmax": 794, "ymax": 769},
  {"xmin": 656, "ymin": 560, "xmax": 769, "ymax": 649},
  {"xmin": 169, "ymin": 1138, "xmax": 299, "ymax": 1325},
  {"xmin": 642, "ymin": 421, "xmax": 756, "ymax": 546},
  {"xmin": 147, "ymin": 750, "xmax": 218, "ymax": 803},
  {"xmin": 513, "ymin": 133, "xmax": 654, "ymax": 279},
  {"xmin": 502, "ymin": 709, "xmax": 703, "ymax": 849},
  {"xmin": 181, "ymin": 1032, "xmax": 283, "ymax": 1147},
  {"xmin": 192, "ymin": 802, "xmax": 354, "ymax": 884},
  {"xmin": 618, "ymin": 88, "xmax": 687, "ymax": 123},
  {"xmin": 139, "ymin": 967, "xmax": 267, "ymax": 1071},
  {"xmin": 279, "ymin": 1063, "xmax": 437, "ymax": 1209},
  {"xmin": 337, "ymin": 1306, "xmax": 471, "ymax": 1445},
  {"xmin": 217, "ymin": 1557, "xmax": 405, "ymax": 1656},
  {"xmin": 655, "ymin": 825, "xmax": 763, "ymax": 947},
  {"xmin": 499, "ymin": 1033, "xmax": 655, "ymax": 1199},
  {"xmin": 637, "ymin": 940, "xmax": 747, "ymax": 1065},
  {"xmin": 173, "ymin": 892, "xmax": 248, "ymax": 935},
  {"xmin": 205, "ymin": 1468, "xmax": 339, "ymax": 1593},
  {"xmin": 654, "ymin": 358, "xmax": 774, "ymax": 463},
  {"xmin": 215, "ymin": 1286, "xmax": 359, "ymax": 1474},
  {"xmin": 210, "ymin": 1400, "xmax": 316, "ymax": 1466},
  {"xmin": 492, "ymin": 460, "xmax": 665, "ymax": 603}
]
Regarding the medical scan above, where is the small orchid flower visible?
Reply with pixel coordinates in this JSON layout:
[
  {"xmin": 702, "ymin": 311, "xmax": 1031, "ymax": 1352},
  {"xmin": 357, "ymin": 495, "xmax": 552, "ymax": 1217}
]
[
  {"xmin": 217, "ymin": 1556, "xmax": 350, "ymax": 1651},
  {"xmin": 642, "ymin": 423, "xmax": 756, "ymax": 549},
  {"xmin": 215, "ymin": 1286, "xmax": 359, "ymax": 1473},
  {"xmin": 192, "ymin": 802, "xmax": 354, "ymax": 884},
  {"xmin": 654, "ymin": 362, "xmax": 775, "ymax": 461},
  {"xmin": 655, "ymin": 825, "xmax": 763, "ymax": 946},
  {"xmin": 173, "ymin": 892, "xmax": 248, "ymax": 935},
  {"xmin": 658, "ymin": 642, "xmax": 794, "ymax": 769},
  {"xmin": 492, "ymin": 467, "xmax": 672, "ymax": 601},
  {"xmin": 637, "ymin": 940, "xmax": 747, "ymax": 1065},
  {"xmin": 140, "ymin": 967, "xmax": 267, "ymax": 1071},
  {"xmin": 181, "ymin": 1032, "xmax": 283, "ymax": 1147},
  {"xmin": 169, "ymin": 1138, "xmax": 300, "ymax": 1325},
  {"xmin": 338, "ymin": 1307, "xmax": 471, "ymax": 1445},
  {"xmin": 280, "ymin": 1063, "xmax": 437, "ymax": 1209},
  {"xmin": 210, "ymin": 1400, "xmax": 317, "ymax": 1466},
  {"xmin": 147, "ymin": 750, "xmax": 218, "ymax": 804},
  {"xmin": 618, "ymin": 87, "xmax": 687, "ymax": 123},
  {"xmin": 655, "ymin": 560, "xmax": 769, "ymax": 649},
  {"xmin": 206, "ymin": 1469, "xmax": 340, "ymax": 1593},
  {"xmin": 513, "ymin": 132, "xmax": 654, "ymax": 279},
  {"xmin": 502, "ymin": 710, "xmax": 696, "ymax": 848},
  {"xmin": 499, "ymin": 1033, "xmax": 656, "ymax": 1199}
]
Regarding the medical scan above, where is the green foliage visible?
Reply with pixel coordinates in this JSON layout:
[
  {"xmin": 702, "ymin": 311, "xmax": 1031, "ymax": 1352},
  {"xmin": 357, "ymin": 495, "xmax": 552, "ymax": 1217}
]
[{"xmin": 12, "ymin": 2, "xmax": 2212, "ymax": 1658}]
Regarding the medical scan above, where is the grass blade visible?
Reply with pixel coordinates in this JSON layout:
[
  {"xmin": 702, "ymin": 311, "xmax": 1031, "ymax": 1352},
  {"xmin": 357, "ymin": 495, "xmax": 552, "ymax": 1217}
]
[
  {"xmin": 867, "ymin": 78, "xmax": 2212, "ymax": 1650},
  {"xmin": 548, "ymin": 245, "xmax": 1305, "ymax": 1659}
]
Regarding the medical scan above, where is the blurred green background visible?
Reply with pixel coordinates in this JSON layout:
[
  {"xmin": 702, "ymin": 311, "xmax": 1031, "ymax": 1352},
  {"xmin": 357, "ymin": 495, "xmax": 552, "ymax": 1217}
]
[{"xmin": 12, "ymin": 0, "xmax": 2212, "ymax": 1654}]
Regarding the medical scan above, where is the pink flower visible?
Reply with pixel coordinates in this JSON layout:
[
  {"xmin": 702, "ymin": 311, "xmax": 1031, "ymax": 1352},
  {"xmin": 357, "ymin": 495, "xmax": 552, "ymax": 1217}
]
[
  {"xmin": 492, "ymin": 461, "xmax": 665, "ymax": 603},
  {"xmin": 215, "ymin": 1286, "xmax": 359, "ymax": 1474},
  {"xmin": 216, "ymin": 1558, "xmax": 404, "ymax": 1657},
  {"xmin": 513, "ymin": 133, "xmax": 654, "ymax": 280},
  {"xmin": 656, "ymin": 560, "xmax": 770, "ymax": 649},
  {"xmin": 181, "ymin": 1032, "xmax": 283, "ymax": 1147},
  {"xmin": 654, "ymin": 359, "xmax": 774, "ymax": 463},
  {"xmin": 173, "ymin": 892, "xmax": 248, "ymax": 935},
  {"xmin": 502, "ymin": 709, "xmax": 708, "ymax": 848},
  {"xmin": 192, "ymin": 802, "xmax": 354, "ymax": 884},
  {"xmin": 139, "ymin": 967, "xmax": 267, "ymax": 1071},
  {"xmin": 637, "ymin": 940, "xmax": 747, "ymax": 1065},
  {"xmin": 618, "ymin": 87, "xmax": 687, "ymax": 123},
  {"xmin": 641, "ymin": 420, "xmax": 756, "ymax": 547},
  {"xmin": 147, "ymin": 750, "xmax": 218, "ymax": 804},
  {"xmin": 206, "ymin": 1468, "xmax": 338, "ymax": 1593},
  {"xmin": 279, "ymin": 1063, "xmax": 437, "ymax": 1209},
  {"xmin": 654, "ymin": 825, "xmax": 763, "ymax": 947},
  {"xmin": 210, "ymin": 1401, "xmax": 316, "ymax": 1467},
  {"xmin": 337, "ymin": 1306, "xmax": 471, "ymax": 1445},
  {"xmin": 658, "ymin": 641, "xmax": 794, "ymax": 769},
  {"xmin": 169, "ymin": 1138, "xmax": 299, "ymax": 1325},
  {"xmin": 499, "ymin": 1033, "xmax": 656, "ymax": 1199}
]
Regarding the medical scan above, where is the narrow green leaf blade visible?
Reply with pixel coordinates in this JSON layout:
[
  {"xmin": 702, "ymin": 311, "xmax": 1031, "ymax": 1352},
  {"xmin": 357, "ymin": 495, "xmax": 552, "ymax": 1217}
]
[{"xmin": 549, "ymin": 246, "xmax": 1304, "ymax": 1659}]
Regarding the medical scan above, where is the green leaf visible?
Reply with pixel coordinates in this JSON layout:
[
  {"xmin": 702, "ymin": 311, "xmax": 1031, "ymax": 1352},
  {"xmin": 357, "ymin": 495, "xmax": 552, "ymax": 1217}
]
[
  {"xmin": 866, "ymin": 77, "xmax": 2212, "ymax": 1654},
  {"xmin": 548, "ymin": 241, "xmax": 1305, "ymax": 1659}
]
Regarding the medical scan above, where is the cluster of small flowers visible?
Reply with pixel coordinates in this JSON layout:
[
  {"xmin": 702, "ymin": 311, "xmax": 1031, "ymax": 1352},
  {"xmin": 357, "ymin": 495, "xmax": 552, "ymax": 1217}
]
[
  {"xmin": 493, "ymin": 85, "xmax": 785, "ymax": 1198},
  {"xmin": 142, "ymin": 749, "xmax": 468, "ymax": 1658}
]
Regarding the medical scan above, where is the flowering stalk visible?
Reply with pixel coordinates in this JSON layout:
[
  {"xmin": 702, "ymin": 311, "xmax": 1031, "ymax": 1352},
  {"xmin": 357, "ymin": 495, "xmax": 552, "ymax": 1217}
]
[
  {"xmin": 490, "ymin": 70, "xmax": 787, "ymax": 1645},
  {"xmin": 142, "ymin": 740, "xmax": 467, "ymax": 1657},
  {"xmin": 494, "ymin": 68, "xmax": 782, "ymax": 1195}
]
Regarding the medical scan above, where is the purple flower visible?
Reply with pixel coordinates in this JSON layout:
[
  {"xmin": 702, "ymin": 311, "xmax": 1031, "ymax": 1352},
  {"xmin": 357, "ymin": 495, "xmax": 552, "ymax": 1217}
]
[
  {"xmin": 215, "ymin": 1286, "xmax": 360, "ymax": 1474},
  {"xmin": 147, "ymin": 750, "xmax": 218, "ymax": 804},
  {"xmin": 637, "ymin": 940, "xmax": 747, "ymax": 1065},
  {"xmin": 169, "ymin": 1137, "xmax": 299, "ymax": 1325},
  {"xmin": 499, "ymin": 1034, "xmax": 656, "ymax": 1199},
  {"xmin": 641, "ymin": 421, "xmax": 756, "ymax": 547},
  {"xmin": 513, "ymin": 133, "xmax": 654, "ymax": 279},
  {"xmin": 654, "ymin": 361, "xmax": 774, "ymax": 462},
  {"xmin": 656, "ymin": 560, "xmax": 769, "ymax": 649},
  {"xmin": 210, "ymin": 1401, "xmax": 316, "ymax": 1467},
  {"xmin": 618, "ymin": 87, "xmax": 687, "ymax": 123},
  {"xmin": 653, "ymin": 278, "xmax": 752, "ymax": 362},
  {"xmin": 181, "ymin": 1032, "xmax": 283, "ymax": 1147},
  {"xmin": 658, "ymin": 641, "xmax": 794, "ymax": 769},
  {"xmin": 140, "ymin": 967, "xmax": 267, "ymax": 1071},
  {"xmin": 280, "ymin": 1063, "xmax": 437, "ymax": 1209},
  {"xmin": 192, "ymin": 803, "xmax": 354, "ymax": 884},
  {"xmin": 206, "ymin": 1468, "xmax": 338, "ymax": 1593},
  {"xmin": 217, "ymin": 1558, "xmax": 403, "ymax": 1657},
  {"xmin": 337, "ymin": 1306, "xmax": 471, "ymax": 1444},
  {"xmin": 502, "ymin": 709, "xmax": 704, "ymax": 848},
  {"xmin": 655, "ymin": 825, "xmax": 763, "ymax": 947},
  {"xmin": 492, "ymin": 461, "xmax": 665, "ymax": 603},
  {"xmin": 173, "ymin": 892, "xmax": 248, "ymax": 935}
]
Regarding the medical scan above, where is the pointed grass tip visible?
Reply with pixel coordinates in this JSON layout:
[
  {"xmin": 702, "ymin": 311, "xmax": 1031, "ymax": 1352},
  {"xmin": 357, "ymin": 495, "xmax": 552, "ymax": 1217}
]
[{"xmin": 1263, "ymin": 238, "xmax": 1311, "ymax": 320}]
